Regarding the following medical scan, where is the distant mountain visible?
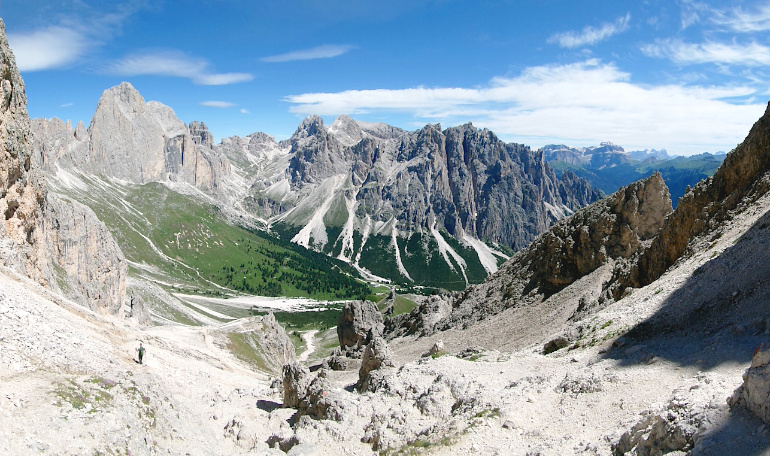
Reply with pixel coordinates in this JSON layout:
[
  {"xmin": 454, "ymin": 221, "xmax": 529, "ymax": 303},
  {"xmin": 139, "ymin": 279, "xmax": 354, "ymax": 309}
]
[
  {"xmin": 544, "ymin": 142, "xmax": 724, "ymax": 207},
  {"xmin": 32, "ymin": 84, "xmax": 602, "ymax": 296}
]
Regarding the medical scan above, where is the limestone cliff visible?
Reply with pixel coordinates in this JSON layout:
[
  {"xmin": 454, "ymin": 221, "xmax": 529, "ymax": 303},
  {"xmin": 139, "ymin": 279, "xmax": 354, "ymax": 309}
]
[
  {"xmin": 388, "ymin": 173, "xmax": 671, "ymax": 337},
  {"xmin": 0, "ymin": 19, "xmax": 49, "ymax": 284},
  {"xmin": 613, "ymin": 101, "xmax": 770, "ymax": 297},
  {"xmin": 0, "ymin": 19, "xmax": 138, "ymax": 321},
  {"xmin": 45, "ymin": 194, "xmax": 127, "ymax": 315},
  {"xmin": 33, "ymin": 83, "xmax": 230, "ymax": 192}
]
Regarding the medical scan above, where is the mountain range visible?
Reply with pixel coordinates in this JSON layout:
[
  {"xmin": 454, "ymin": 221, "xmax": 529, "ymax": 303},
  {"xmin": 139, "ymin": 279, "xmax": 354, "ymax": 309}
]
[
  {"xmin": 4, "ymin": 15, "xmax": 770, "ymax": 455},
  {"xmin": 32, "ymin": 82, "xmax": 603, "ymax": 294},
  {"xmin": 544, "ymin": 142, "xmax": 725, "ymax": 207}
]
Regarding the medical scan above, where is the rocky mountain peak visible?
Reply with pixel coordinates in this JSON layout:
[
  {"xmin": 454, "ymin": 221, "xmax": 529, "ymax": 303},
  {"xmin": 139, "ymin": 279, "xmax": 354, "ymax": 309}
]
[
  {"xmin": 189, "ymin": 120, "xmax": 214, "ymax": 148},
  {"xmin": 328, "ymin": 115, "xmax": 364, "ymax": 146},
  {"xmin": 293, "ymin": 115, "xmax": 326, "ymax": 141}
]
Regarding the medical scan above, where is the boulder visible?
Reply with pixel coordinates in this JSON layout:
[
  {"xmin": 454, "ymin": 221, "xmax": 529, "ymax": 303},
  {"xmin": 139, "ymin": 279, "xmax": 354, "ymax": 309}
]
[
  {"xmin": 337, "ymin": 300, "xmax": 383, "ymax": 356},
  {"xmin": 357, "ymin": 335, "xmax": 395, "ymax": 392},
  {"xmin": 282, "ymin": 362, "xmax": 311, "ymax": 408},
  {"xmin": 730, "ymin": 342, "xmax": 770, "ymax": 423}
]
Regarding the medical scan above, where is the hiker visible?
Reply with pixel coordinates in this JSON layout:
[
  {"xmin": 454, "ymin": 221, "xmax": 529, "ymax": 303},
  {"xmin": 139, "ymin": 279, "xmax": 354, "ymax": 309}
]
[{"xmin": 136, "ymin": 342, "xmax": 146, "ymax": 364}]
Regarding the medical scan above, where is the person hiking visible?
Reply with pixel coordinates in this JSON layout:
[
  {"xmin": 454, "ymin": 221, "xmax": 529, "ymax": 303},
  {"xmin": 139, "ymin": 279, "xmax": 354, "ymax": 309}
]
[{"xmin": 136, "ymin": 342, "xmax": 146, "ymax": 364}]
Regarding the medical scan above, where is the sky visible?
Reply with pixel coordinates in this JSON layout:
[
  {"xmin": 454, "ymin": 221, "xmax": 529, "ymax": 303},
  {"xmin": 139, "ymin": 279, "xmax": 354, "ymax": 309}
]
[{"xmin": 3, "ymin": 0, "xmax": 770, "ymax": 155}]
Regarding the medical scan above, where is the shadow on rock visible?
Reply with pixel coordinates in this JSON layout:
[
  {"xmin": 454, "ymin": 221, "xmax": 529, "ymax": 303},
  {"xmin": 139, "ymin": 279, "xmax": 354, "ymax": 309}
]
[{"xmin": 605, "ymin": 208, "xmax": 770, "ymax": 370}]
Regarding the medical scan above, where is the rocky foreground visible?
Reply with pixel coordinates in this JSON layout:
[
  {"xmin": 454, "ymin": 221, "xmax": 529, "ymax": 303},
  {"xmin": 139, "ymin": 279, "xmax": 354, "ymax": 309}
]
[{"xmin": 2, "ymin": 182, "xmax": 770, "ymax": 454}]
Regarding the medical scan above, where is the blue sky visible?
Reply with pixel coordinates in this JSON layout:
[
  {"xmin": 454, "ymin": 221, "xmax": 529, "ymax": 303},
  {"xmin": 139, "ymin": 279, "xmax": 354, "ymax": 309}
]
[{"xmin": 3, "ymin": 1, "xmax": 770, "ymax": 155}]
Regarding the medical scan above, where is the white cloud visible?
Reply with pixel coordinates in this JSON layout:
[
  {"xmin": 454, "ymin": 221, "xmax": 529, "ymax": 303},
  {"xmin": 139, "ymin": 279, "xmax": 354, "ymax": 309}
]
[
  {"xmin": 261, "ymin": 44, "xmax": 354, "ymax": 63},
  {"xmin": 200, "ymin": 101, "xmax": 236, "ymax": 108},
  {"xmin": 7, "ymin": 26, "xmax": 89, "ymax": 71},
  {"xmin": 284, "ymin": 60, "xmax": 765, "ymax": 155},
  {"xmin": 548, "ymin": 14, "xmax": 630, "ymax": 48},
  {"xmin": 105, "ymin": 51, "xmax": 253, "ymax": 85},
  {"xmin": 60, "ymin": 102, "xmax": 74, "ymax": 108},
  {"xmin": 711, "ymin": 2, "xmax": 770, "ymax": 32},
  {"xmin": 642, "ymin": 40, "xmax": 770, "ymax": 66},
  {"xmin": 240, "ymin": 108, "xmax": 250, "ymax": 114}
]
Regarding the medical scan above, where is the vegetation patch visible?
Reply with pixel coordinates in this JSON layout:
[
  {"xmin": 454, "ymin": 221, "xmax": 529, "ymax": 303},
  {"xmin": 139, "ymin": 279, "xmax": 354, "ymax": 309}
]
[{"xmin": 226, "ymin": 332, "xmax": 270, "ymax": 372}]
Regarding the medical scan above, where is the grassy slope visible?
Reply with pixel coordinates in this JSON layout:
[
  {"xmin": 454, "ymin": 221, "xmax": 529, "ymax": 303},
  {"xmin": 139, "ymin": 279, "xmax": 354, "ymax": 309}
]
[{"xmin": 60, "ymin": 177, "xmax": 370, "ymax": 301}]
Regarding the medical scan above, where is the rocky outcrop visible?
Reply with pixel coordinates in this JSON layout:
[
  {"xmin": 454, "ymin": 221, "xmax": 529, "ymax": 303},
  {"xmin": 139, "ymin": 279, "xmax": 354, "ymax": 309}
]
[
  {"xmin": 188, "ymin": 121, "xmax": 214, "ymax": 149},
  {"xmin": 0, "ymin": 19, "xmax": 49, "ymax": 284},
  {"xmin": 418, "ymin": 173, "xmax": 671, "ymax": 333},
  {"xmin": 282, "ymin": 362, "xmax": 311, "ymax": 408},
  {"xmin": 729, "ymin": 342, "xmax": 770, "ymax": 424},
  {"xmin": 31, "ymin": 83, "xmax": 230, "ymax": 192},
  {"xmin": 357, "ymin": 336, "xmax": 395, "ymax": 392},
  {"xmin": 613, "ymin": 101, "xmax": 770, "ymax": 297},
  {"xmin": 336, "ymin": 300, "xmax": 384, "ymax": 356},
  {"xmin": 44, "ymin": 194, "xmax": 127, "ymax": 315}
]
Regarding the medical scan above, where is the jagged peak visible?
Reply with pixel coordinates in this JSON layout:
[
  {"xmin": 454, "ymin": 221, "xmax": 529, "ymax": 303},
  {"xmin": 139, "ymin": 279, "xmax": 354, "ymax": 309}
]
[
  {"xmin": 328, "ymin": 115, "xmax": 363, "ymax": 146},
  {"xmin": 292, "ymin": 115, "xmax": 326, "ymax": 140}
]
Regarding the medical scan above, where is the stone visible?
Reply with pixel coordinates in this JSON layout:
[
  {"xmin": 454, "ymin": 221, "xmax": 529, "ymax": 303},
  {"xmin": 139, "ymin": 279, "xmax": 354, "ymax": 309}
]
[
  {"xmin": 337, "ymin": 300, "xmax": 384, "ymax": 356},
  {"xmin": 357, "ymin": 336, "xmax": 395, "ymax": 392},
  {"xmin": 543, "ymin": 336, "xmax": 570, "ymax": 354},
  {"xmin": 429, "ymin": 340, "xmax": 446, "ymax": 357},
  {"xmin": 282, "ymin": 362, "xmax": 311, "ymax": 408},
  {"xmin": 731, "ymin": 343, "xmax": 770, "ymax": 424}
]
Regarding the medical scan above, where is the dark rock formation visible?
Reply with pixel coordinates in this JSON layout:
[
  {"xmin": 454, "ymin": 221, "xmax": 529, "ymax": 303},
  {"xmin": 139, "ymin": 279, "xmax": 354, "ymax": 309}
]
[
  {"xmin": 337, "ymin": 300, "xmax": 384, "ymax": 356},
  {"xmin": 282, "ymin": 361, "xmax": 311, "ymax": 408},
  {"xmin": 430, "ymin": 173, "xmax": 671, "ymax": 332}
]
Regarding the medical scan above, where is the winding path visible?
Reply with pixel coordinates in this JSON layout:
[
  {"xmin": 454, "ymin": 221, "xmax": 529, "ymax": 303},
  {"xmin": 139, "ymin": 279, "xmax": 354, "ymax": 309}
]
[{"xmin": 298, "ymin": 330, "xmax": 319, "ymax": 362}]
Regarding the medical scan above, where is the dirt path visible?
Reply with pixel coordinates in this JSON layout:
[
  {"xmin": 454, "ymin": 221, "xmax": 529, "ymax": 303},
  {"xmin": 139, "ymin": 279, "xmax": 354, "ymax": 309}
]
[{"xmin": 298, "ymin": 329, "xmax": 318, "ymax": 362}]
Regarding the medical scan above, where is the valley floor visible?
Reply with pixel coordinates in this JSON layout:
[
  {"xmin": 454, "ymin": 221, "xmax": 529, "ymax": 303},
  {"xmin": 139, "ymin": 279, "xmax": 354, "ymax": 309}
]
[{"xmin": 3, "ymin": 191, "xmax": 770, "ymax": 455}]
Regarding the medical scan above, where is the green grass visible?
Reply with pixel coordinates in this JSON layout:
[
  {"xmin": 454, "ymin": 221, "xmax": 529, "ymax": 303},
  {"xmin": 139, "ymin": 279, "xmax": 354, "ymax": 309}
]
[
  {"xmin": 226, "ymin": 332, "xmax": 270, "ymax": 372},
  {"xmin": 60, "ymin": 178, "xmax": 371, "ymax": 305},
  {"xmin": 252, "ymin": 307, "xmax": 343, "ymax": 331},
  {"xmin": 392, "ymin": 295, "xmax": 418, "ymax": 316}
]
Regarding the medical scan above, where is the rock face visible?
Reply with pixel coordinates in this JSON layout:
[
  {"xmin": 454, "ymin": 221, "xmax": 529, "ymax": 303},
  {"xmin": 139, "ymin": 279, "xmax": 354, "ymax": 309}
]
[
  {"xmin": 44, "ymin": 194, "xmax": 127, "ymax": 315},
  {"xmin": 614, "ymin": 101, "xmax": 770, "ymax": 297},
  {"xmin": 337, "ymin": 300, "xmax": 384, "ymax": 356},
  {"xmin": 404, "ymin": 173, "xmax": 671, "ymax": 335},
  {"xmin": 282, "ymin": 362, "xmax": 311, "ymax": 408},
  {"xmin": 235, "ymin": 117, "xmax": 602, "ymax": 288},
  {"xmin": 32, "ymin": 83, "xmax": 230, "ymax": 192},
  {"xmin": 0, "ymin": 20, "xmax": 134, "ymax": 320},
  {"xmin": 357, "ymin": 336, "xmax": 395, "ymax": 392},
  {"xmin": 0, "ymin": 19, "xmax": 48, "ymax": 284},
  {"xmin": 730, "ymin": 342, "xmax": 770, "ymax": 424}
]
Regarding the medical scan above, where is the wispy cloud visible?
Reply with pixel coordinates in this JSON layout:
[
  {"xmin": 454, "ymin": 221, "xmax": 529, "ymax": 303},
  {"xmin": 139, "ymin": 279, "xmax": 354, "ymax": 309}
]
[
  {"xmin": 548, "ymin": 13, "xmax": 630, "ymax": 48},
  {"xmin": 711, "ymin": 2, "xmax": 770, "ymax": 32},
  {"xmin": 240, "ymin": 108, "xmax": 251, "ymax": 114},
  {"xmin": 200, "ymin": 101, "xmax": 236, "ymax": 108},
  {"xmin": 8, "ymin": 26, "xmax": 89, "ymax": 71},
  {"xmin": 642, "ymin": 40, "xmax": 770, "ymax": 66},
  {"xmin": 284, "ymin": 60, "xmax": 763, "ymax": 155},
  {"xmin": 105, "ymin": 51, "xmax": 253, "ymax": 85},
  {"xmin": 7, "ymin": 2, "xmax": 144, "ymax": 72},
  {"xmin": 261, "ymin": 44, "xmax": 354, "ymax": 63},
  {"xmin": 60, "ymin": 102, "xmax": 74, "ymax": 108}
]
